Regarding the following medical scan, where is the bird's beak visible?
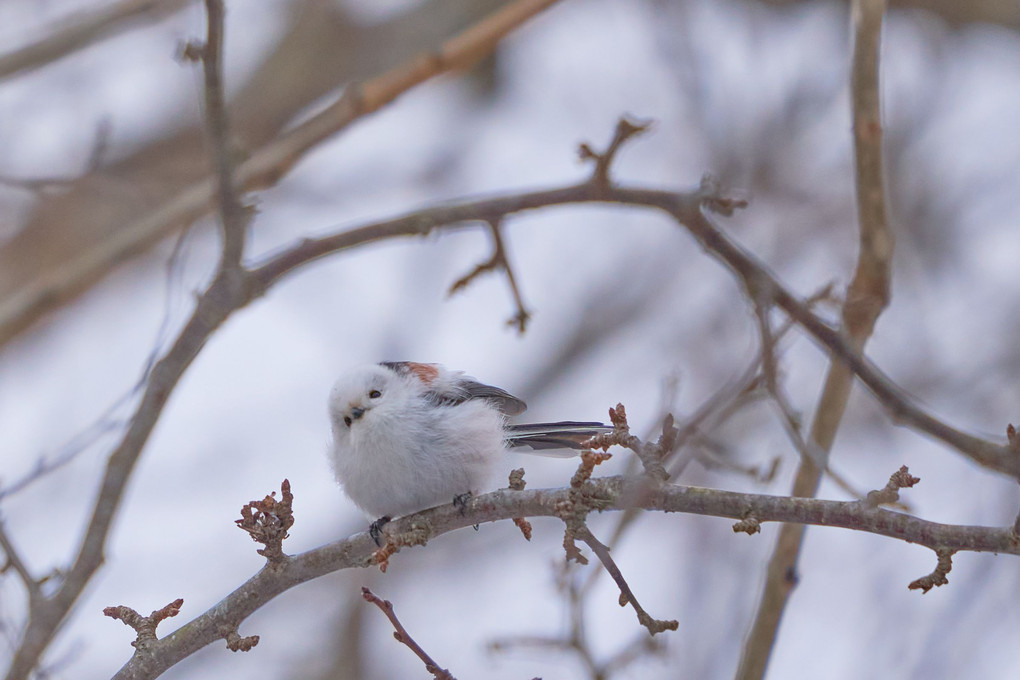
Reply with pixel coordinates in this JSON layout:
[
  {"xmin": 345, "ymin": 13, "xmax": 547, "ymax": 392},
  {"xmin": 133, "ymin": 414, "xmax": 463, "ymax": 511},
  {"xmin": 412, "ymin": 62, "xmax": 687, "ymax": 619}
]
[{"xmin": 350, "ymin": 406, "xmax": 366, "ymax": 420}]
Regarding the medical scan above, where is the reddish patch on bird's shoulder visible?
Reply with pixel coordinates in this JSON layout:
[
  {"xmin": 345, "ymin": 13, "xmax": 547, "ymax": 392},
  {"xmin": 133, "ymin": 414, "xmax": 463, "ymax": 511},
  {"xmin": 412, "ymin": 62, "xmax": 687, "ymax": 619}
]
[{"xmin": 405, "ymin": 362, "xmax": 440, "ymax": 384}]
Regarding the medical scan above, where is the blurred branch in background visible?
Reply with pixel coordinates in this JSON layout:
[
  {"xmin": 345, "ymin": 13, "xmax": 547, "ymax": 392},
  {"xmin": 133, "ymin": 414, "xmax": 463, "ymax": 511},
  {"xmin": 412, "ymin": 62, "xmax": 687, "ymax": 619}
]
[
  {"xmin": 0, "ymin": 0, "xmax": 195, "ymax": 82},
  {"xmin": 760, "ymin": 0, "xmax": 1020, "ymax": 31},
  {"xmin": 0, "ymin": 0, "xmax": 515, "ymax": 347},
  {"xmin": 738, "ymin": 1, "xmax": 894, "ymax": 677}
]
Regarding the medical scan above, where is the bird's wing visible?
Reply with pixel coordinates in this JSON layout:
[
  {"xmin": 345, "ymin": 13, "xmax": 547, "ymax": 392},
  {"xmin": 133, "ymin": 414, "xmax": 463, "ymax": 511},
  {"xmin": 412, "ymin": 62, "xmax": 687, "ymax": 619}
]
[
  {"xmin": 454, "ymin": 379, "xmax": 528, "ymax": 416},
  {"xmin": 380, "ymin": 361, "xmax": 528, "ymax": 416}
]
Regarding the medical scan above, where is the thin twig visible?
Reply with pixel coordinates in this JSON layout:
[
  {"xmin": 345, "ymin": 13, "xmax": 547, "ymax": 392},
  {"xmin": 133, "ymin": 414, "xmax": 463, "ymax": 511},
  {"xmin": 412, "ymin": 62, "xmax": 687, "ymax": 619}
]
[
  {"xmin": 448, "ymin": 218, "xmax": 531, "ymax": 333},
  {"xmin": 574, "ymin": 527, "xmax": 678, "ymax": 635},
  {"xmin": 103, "ymin": 599, "xmax": 185, "ymax": 652},
  {"xmin": 907, "ymin": 548, "xmax": 954, "ymax": 593},
  {"xmin": 751, "ymin": 298, "xmax": 870, "ymax": 501},
  {"xmin": 361, "ymin": 588, "xmax": 455, "ymax": 680}
]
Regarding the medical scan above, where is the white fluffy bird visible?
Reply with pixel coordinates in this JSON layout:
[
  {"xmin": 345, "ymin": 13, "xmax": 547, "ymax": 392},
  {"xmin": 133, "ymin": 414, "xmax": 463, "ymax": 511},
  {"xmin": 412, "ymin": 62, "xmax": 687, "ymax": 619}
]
[{"xmin": 328, "ymin": 362, "xmax": 609, "ymax": 532}]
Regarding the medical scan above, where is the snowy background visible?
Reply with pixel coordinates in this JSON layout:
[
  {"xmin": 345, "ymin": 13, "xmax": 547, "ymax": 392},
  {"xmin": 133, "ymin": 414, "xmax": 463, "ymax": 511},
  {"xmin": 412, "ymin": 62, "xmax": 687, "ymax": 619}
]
[{"xmin": 1, "ymin": 0, "xmax": 1020, "ymax": 678}]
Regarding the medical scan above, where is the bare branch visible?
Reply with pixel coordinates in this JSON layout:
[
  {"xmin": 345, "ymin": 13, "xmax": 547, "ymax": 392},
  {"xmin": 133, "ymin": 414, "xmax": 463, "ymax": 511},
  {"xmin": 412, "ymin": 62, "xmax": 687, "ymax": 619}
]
[
  {"xmin": 0, "ymin": 522, "xmax": 37, "ymax": 599},
  {"xmin": 508, "ymin": 468, "xmax": 533, "ymax": 540},
  {"xmin": 585, "ymin": 404, "xmax": 668, "ymax": 480},
  {"xmin": 578, "ymin": 116, "xmax": 653, "ymax": 189},
  {"xmin": 103, "ymin": 599, "xmax": 184, "ymax": 652},
  {"xmin": 361, "ymin": 588, "xmax": 456, "ymax": 680},
  {"xmin": 861, "ymin": 466, "xmax": 920, "ymax": 509},
  {"xmin": 574, "ymin": 527, "xmax": 678, "ymax": 635},
  {"xmin": 448, "ymin": 219, "xmax": 531, "ymax": 333},
  {"xmin": 907, "ymin": 549, "xmax": 954, "ymax": 593},
  {"xmin": 107, "ymin": 473, "xmax": 1020, "ymax": 679},
  {"xmin": 237, "ymin": 168, "xmax": 1012, "ymax": 482},
  {"xmin": 750, "ymin": 299, "xmax": 872, "ymax": 501}
]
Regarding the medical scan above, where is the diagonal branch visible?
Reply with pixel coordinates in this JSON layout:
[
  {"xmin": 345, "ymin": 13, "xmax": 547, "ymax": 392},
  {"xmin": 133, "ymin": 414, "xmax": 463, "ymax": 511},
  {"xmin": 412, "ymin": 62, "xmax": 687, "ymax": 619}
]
[
  {"xmin": 574, "ymin": 526, "xmax": 678, "ymax": 635},
  {"xmin": 361, "ymin": 588, "xmax": 456, "ymax": 680},
  {"xmin": 0, "ymin": 521, "xmax": 38, "ymax": 601},
  {"xmin": 242, "ymin": 172, "xmax": 1014, "ymax": 481}
]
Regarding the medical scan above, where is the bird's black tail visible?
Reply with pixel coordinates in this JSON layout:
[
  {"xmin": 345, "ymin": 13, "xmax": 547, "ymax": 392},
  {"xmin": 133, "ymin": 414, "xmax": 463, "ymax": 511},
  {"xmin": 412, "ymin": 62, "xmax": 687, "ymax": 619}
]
[{"xmin": 506, "ymin": 421, "xmax": 612, "ymax": 453}]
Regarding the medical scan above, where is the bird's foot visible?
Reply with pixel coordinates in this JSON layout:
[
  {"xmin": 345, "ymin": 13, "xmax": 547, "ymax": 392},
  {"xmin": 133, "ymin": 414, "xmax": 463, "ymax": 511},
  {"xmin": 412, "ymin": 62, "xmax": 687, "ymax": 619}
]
[
  {"xmin": 453, "ymin": 492, "xmax": 479, "ymax": 531},
  {"xmin": 369, "ymin": 516, "xmax": 391, "ymax": 546}
]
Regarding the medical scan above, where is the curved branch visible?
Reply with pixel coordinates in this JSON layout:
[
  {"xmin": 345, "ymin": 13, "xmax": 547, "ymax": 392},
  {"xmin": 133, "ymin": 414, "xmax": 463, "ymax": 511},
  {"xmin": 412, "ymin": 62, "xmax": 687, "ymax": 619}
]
[{"xmin": 110, "ymin": 475, "xmax": 1020, "ymax": 679}]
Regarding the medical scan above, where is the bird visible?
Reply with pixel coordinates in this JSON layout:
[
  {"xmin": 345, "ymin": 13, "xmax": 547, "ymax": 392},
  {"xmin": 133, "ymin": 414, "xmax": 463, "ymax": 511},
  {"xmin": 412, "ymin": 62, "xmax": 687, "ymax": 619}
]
[{"xmin": 327, "ymin": 361, "xmax": 610, "ymax": 539}]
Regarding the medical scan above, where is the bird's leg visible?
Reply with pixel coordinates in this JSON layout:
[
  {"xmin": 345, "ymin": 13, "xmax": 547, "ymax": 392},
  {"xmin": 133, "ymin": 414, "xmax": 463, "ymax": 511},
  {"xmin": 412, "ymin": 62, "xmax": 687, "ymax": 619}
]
[
  {"xmin": 369, "ymin": 516, "xmax": 391, "ymax": 546},
  {"xmin": 453, "ymin": 492, "xmax": 479, "ymax": 531}
]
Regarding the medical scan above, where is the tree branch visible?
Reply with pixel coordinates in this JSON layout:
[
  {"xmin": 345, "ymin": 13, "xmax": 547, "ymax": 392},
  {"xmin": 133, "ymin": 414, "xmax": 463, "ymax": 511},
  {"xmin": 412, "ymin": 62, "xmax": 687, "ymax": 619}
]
[
  {"xmin": 361, "ymin": 588, "xmax": 456, "ymax": 680},
  {"xmin": 242, "ymin": 171, "xmax": 1013, "ymax": 481},
  {"xmin": 0, "ymin": 521, "xmax": 37, "ymax": 600},
  {"xmin": 447, "ymin": 218, "xmax": 531, "ymax": 333},
  {"xmin": 109, "ymin": 472, "xmax": 1020, "ymax": 679}
]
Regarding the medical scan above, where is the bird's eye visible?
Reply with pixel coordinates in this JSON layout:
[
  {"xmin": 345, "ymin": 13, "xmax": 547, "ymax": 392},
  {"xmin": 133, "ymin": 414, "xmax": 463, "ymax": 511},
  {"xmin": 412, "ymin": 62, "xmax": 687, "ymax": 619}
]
[
  {"xmin": 369, "ymin": 390, "xmax": 382, "ymax": 399},
  {"xmin": 343, "ymin": 416, "xmax": 353, "ymax": 427}
]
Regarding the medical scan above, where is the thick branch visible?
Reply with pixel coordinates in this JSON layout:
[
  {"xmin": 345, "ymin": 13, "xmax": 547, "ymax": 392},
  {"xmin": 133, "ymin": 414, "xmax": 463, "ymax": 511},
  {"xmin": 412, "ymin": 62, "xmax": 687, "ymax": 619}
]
[{"xmin": 110, "ymin": 476, "xmax": 1020, "ymax": 679}]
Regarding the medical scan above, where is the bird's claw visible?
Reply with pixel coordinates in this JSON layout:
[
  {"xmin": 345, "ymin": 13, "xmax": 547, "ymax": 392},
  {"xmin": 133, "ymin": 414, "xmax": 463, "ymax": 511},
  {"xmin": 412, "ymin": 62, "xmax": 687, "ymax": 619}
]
[{"xmin": 369, "ymin": 516, "xmax": 391, "ymax": 546}]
